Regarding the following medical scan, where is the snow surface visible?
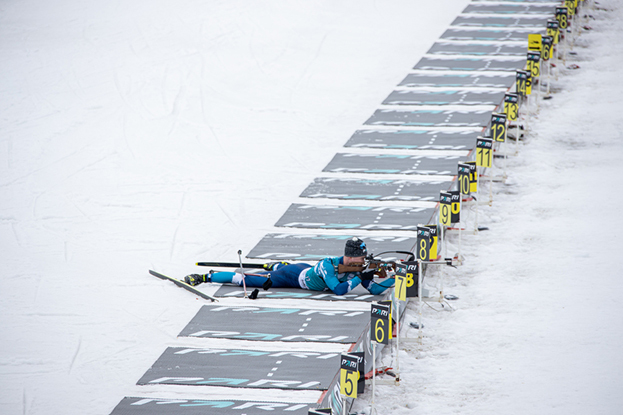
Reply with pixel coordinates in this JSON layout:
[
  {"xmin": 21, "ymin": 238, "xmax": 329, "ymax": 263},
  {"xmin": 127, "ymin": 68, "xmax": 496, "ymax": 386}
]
[
  {"xmin": 1, "ymin": 0, "xmax": 622, "ymax": 414},
  {"xmin": 352, "ymin": 3, "xmax": 623, "ymax": 414}
]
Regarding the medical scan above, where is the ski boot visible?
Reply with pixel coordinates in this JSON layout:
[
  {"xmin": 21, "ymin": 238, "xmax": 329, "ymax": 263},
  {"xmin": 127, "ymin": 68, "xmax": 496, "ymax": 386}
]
[{"xmin": 184, "ymin": 272, "xmax": 211, "ymax": 286}]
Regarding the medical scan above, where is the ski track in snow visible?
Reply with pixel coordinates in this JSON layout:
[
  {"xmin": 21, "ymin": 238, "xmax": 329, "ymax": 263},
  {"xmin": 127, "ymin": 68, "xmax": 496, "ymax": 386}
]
[{"xmin": 1, "ymin": 0, "xmax": 622, "ymax": 414}]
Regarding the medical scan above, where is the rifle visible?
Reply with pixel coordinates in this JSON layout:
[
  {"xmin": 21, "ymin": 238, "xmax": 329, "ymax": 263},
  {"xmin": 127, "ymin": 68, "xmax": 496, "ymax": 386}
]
[{"xmin": 337, "ymin": 251, "xmax": 415, "ymax": 278}]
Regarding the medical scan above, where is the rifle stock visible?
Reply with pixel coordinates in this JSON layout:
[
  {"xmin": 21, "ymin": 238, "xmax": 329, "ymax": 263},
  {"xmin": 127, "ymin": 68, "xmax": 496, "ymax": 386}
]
[
  {"xmin": 337, "ymin": 263, "xmax": 394, "ymax": 278},
  {"xmin": 337, "ymin": 264, "xmax": 365, "ymax": 274}
]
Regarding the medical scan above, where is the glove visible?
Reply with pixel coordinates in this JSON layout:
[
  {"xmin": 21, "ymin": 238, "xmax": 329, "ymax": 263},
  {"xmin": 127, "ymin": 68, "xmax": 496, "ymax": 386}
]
[{"xmin": 360, "ymin": 268, "xmax": 375, "ymax": 281}]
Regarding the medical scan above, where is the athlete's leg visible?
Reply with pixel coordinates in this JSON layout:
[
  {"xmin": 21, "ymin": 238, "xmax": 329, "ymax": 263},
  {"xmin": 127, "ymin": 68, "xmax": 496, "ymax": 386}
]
[
  {"xmin": 210, "ymin": 264, "xmax": 311, "ymax": 289},
  {"xmin": 210, "ymin": 271, "xmax": 270, "ymax": 288},
  {"xmin": 265, "ymin": 263, "xmax": 311, "ymax": 288}
]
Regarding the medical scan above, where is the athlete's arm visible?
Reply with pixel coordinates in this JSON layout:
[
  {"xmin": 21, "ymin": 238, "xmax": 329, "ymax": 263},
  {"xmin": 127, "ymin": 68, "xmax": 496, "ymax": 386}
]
[{"xmin": 317, "ymin": 258, "xmax": 362, "ymax": 296}]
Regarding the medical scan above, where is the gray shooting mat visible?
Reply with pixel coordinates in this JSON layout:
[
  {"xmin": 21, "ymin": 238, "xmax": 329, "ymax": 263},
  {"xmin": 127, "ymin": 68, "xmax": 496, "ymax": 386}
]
[
  {"xmin": 300, "ymin": 177, "xmax": 452, "ymax": 201},
  {"xmin": 274, "ymin": 203, "xmax": 436, "ymax": 231},
  {"xmin": 323, "ymin": 153, "xmax": 466, "ymax": 176},
  {"xmin": 110, "ymin": 398, "xmax": 311, "ymax": 415},
  {"xmin": 247, "ymin": 233, "xmax": 417, "ymax": 261},
  {"xmin": 463, "ymin": 3, "xmax": 557, "ymax": 14},
  {"xmin": 137, "ymin": 347, "xmax": 340, "ymax": 390},
  {"xmin": 364, "ymin": 108, "xmax": 491, "ymax": 127},
  {"xmin": 413, "ymin": 56, "xmax": 526, "ymax": 71},
  {"xmin": 178, "ymin": 304, "xmax": 370, "ymax": 343},
  {"xmin": 344, "ymin": 129, "xmax": 480, "ymax": 150},
  {"xmin": 382, "ymin": 89, "xmax": 505, "ymax": 106},
  {"xmin": 440, "ymin": 27, "xmax": 546, "ymax": 41},
  {"xmin": 212, "ymin": 283, "xmax": 384, "ymax": 302},
  {"xmin": 451, "ymin": 15, "xmax": 552, "ymax": 27},
  {"xmin": 399, "ymin": 72, "xmax": 515, "ymax": 88},
  {"xmin": 428, "ymin": 42, "xmax": 527, "ymax": 56}
]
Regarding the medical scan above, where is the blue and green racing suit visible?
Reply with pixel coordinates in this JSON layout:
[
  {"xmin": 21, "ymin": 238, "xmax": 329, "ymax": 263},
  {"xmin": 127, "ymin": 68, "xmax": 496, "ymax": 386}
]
[{"xmin": 209, "ymin": 256, "xmax": 394, "ymax": 296}]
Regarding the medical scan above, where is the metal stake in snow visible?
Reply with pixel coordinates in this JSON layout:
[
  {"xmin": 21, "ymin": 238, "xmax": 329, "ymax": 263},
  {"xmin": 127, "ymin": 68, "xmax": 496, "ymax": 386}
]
[
  {"xmin": 440, "ymin": 222, "xmax": 446, "ymax": 302},
  {"xmin": 475, "ymin": 137, "xmax": 493, "ymax": 230},
  {"xmin": 526, "ymin": 76, "xmax": 531, "ymax": 135},
  {"xmin": 491, "ymin": 112, "xmax": 507, "ymax": 199},
  {"xmin": 370, "ymin": 302, "xmax": 390, "ymax": 414},
  {"xmin": 475, "ymin": 169, "xmax": 480, "ymax": 232},
  {"xmin": 503, "ymin": 135, "xmax": 508, "ymax": 178},
  {"xmin": 458, "ymin": 191, "xmax": 463, "ymax": 259},
  {"xmin": 527, "ymin": 50, "xmax": 541, "ymax": 111},
  {"xmin": 556, "ymin": 6, "xmax": 569, "ymax": 66},
  {"xmin": 456, "ymin": 164, "xmax": 469, "ymax": 257},
  {"xmin": 504, "ymin": 93, "xmax": 519, "ymax": 156},
  {"xmin": 394, "ymin": 297, "xmax": 401, "ymax": 381},
  {"xmin": 489, "ymin": 163, "xmax": 493, "ymax": 205},
  {"xmin": 528, "ymin": 34, "xmax": 542, "ymax": 109},
  {"xmin": 551, "ymin": 18, "xmax": 560, "ymax": 80},
  {"xmin": 549, "ymin": 17, "xmax": 561, "ymax": 83},
  {"xmin": 516, "ymin": 113, "xmax": 521, "ymax": 152},
  {"xmin": 418, "ymin": 259, "xmax": 423, "ymax": 343},
  {"xmin": 515, "ymin": 71, "xmax": 528, "ymax": 152},
  {"xmin": 237, "ymin": 250, "xmax": 248, "ymax": 298},
  {"xmin": 542, "ymin": 35, "xmax": 553, "ymax": 99},
  {"xmin": 393, "ymin": 270, "xmax": 408, "ymax": 383},
  {"xmin": 371, "ymin": 342, "xmax": 377, "ymax": 415}
]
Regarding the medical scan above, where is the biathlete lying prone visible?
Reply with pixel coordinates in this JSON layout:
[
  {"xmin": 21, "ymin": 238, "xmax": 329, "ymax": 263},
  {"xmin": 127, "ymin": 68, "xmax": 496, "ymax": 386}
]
[{"xmin": 184, "ymin": 237, "xmax": 395, "ymax": 296}]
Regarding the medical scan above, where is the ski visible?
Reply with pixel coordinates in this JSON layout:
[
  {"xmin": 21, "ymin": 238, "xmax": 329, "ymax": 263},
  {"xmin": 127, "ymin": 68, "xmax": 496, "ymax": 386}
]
[
  {"xmin": 149, "ymin": 270, "xmax": 218, "ymax": 302},
  {"xmin": 197, "ymin": 252, "xmax": 413, "ymax": 269},
  {"xmin": 196, "ymin": 261, "xmax": 268, "ymax": 268}
]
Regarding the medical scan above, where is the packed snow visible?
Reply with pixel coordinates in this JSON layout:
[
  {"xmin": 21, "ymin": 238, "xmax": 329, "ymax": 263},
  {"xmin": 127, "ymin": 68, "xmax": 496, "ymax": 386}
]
[{"xmin": 1, "ymin": 0, "xmax": 622, "ymax": 414}]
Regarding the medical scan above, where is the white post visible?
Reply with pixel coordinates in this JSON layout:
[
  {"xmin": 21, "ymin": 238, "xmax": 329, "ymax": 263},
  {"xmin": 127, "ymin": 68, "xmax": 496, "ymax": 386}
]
[
  {"xmin": 440, "ymin": 225, "xmax": 445, "ymax": 302},
  {"xmin": 489, "ymin": 162, "xmax": 493, "ymax": 205},
  {"xmin": 515, "ymin": 102, "xmax": 520, "ymax": 155},
  {"xmin": 442, "ymin": 222, "xmax": 447, "ymax": 262},
  {"xmin": 562, "ymin": 27, "xmax": 567, "ymax": 66},
  {"xmin": 555, "ymin": 38, "xmax": 559, "ymax": 81},
  {"xmin": 418, "ymin": 259, "xmax": 423, "ymax": 342},
  {"xmin": 516, "ymin": 119, "xmax": 520, "ymax": 154},
  {"xmin": 458, "ymin": 195, "xmax": 463, "ymax": 260},
  {"xmin": 475, "ymin": 168, "xmax": 480, "ymax": 232},
  {"xmin": 526, "ymin": 92, "xmax": 530, "ymax": 136},
  {"xmin": 503, "ymin": 136, "xmax": 507, "ymax": 178},
  {"xmin": 395, "ymin": 299, "xmax": 400, "ymax": 381},
  {"xmin": 547, "ymin": 57, "xmax": 551, "ymax": 96},
  {"xmin": 371, "ymin": 342, "xmax": 377, "ymax": 414},
  {"xmin": 537, "ymin": 71, "xmax": 541, "ymax": 109}
]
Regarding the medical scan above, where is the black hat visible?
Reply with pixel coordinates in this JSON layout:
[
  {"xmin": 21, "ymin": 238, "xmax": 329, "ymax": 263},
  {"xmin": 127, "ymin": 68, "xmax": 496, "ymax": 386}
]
[{"xmin": 344, "ymin": 237, "xmax": 367, "ymax": 257}]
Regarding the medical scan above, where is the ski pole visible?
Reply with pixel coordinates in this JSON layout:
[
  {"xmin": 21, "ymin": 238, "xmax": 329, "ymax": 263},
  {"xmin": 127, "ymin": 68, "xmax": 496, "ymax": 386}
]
[{"xmin": 238, "ymin": 250, "xmax": 248, "ymax": 298}]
